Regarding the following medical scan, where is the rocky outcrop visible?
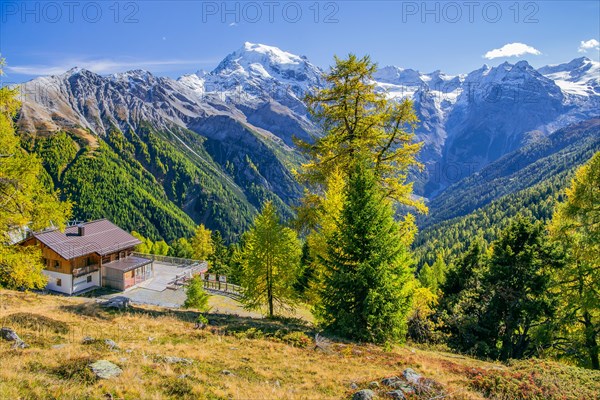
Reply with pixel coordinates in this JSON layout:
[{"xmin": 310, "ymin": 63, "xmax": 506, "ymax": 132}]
[
  {"xmin": 353, "ymin": 368, "xmax": 445, "ymax": 399},
  {"xmin": 0, "ymin": 327, "xmax": 27, "ymax": 348},
  {"xmin": 101, "ymin": 296, "xmax": 130, "ymax": 310}
]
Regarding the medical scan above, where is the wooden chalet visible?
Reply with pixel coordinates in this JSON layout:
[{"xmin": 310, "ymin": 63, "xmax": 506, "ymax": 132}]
[{"xmin": 21, "ymin": 219, "xmax": 153, "ymax": 295}]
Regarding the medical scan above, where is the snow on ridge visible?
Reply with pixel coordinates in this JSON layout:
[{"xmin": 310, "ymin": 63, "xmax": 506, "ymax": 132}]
[{"xmin": 242, "ymin": 42, "xmax": 303, "ymax": 65}]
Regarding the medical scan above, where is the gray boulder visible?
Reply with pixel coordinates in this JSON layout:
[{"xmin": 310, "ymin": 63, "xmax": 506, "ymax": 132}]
[
  {"xmin": 0, "ymin": 327, "xmax": 27, "ymax": 348},
  {"xmin": 89, "ymin": 360, "xmax": 123, "ymax": 379},
  {"xmin": 402, "ymin": 368, "xmax": 422, "ymax": 385},
  {"xmin": 102, "ymin": 296, "xmax": 130, "ymax": 309},
  {"xmin": 82, "ymin": 336, "xmax": 95, "ymax": 344},
  {"xmin": 352, "ymin": 389, "xmax": 376, "ymax": 400},
  {"xmin": 386, "ymin": 390, "xmax": 406, "ymax": 399}
]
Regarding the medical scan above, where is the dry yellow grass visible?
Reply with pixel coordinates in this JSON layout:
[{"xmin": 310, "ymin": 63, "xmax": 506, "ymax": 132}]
[{"xmin": 1, "ymin": 290, "xmax": 591, "ymax": 400}]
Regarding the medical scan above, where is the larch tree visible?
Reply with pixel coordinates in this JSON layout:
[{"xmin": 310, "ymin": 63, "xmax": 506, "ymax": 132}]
[
  {"xmin": 295, "ymin": 54, "xmax": 425, "ymax": 213},
  {"xmin": 131, "ymin": 231, "xmax": 153, "ymax": 254},
  {"xmin": 152, "ymin": 240, "xmax": 170, "ymax": 256},
  {"xmin": 298, "ymin": 167, "xmax": 346, "ymax": 305},
  {"xmin": 239, "ymin": 201, "xmax": 301, "ymax": 318},
  {"xmin": 191, "ymin": 224, "xmax": 214, "ymax": 261},
  {"xmin": 549, "ymin": 151, "xmax": 600, "ymax": 369},
  {"xmin": 0, "ymin": 58, "xmax": 71, "ymax": 290}
]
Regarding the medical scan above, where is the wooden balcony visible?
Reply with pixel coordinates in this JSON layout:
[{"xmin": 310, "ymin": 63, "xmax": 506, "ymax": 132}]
[{"xmin": 72, "ymin": 264, "xmax": 99, "ymax": 277}]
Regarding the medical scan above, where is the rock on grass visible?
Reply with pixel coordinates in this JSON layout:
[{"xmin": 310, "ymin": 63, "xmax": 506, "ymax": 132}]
[
  {"xmin": 89, "ymin": 360, "xmax": 123, "ymax": 379},
  {"xmin": 352, "ymin": 389, "xmax": 375, "ymax": 400},
  {"xmin": 0, "ymin": 327, "xmax": 27, "ymax": 348}
]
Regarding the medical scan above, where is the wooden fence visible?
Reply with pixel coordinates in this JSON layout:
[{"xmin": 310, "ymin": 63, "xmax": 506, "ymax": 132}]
[
  {"xmin": 132, "ymin": 252, "xmax": 241, "ymax": 299},
  {"xmin": 132, "ymin": 252, "xmax": 206, "ymax": 267},
  {"xmin": 202, "ymin": 279, "xmax": 242, "ymax": 300}
]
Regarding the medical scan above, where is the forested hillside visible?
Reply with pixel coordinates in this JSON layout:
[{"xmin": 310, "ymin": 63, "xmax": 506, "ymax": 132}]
[
  {"xmin": 23, "ymin": 126, "xmax": 260, "ymax": 242},
  {"xmin": 414, "ymin": 118, "xmax": 600, "ymax": 267},
  {"xmin": 421, "ymin": 118, "xmax": 600, "ymax": 227}
]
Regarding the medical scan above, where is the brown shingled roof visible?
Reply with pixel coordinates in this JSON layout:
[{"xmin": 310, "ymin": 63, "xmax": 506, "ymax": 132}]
[{"xmin": 31, "ymin": 219, "xmax": 141, "ymax": 260}]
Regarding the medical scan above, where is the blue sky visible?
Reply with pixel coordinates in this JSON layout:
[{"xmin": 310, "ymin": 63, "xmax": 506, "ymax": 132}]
[{"xmin": 1, "ymin": 1, "xmax": 599, "ymax": 83}]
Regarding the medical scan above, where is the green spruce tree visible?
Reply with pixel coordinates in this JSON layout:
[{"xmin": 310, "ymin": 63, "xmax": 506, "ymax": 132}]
[
  {"xmin": 183, "ymin": 275, "xmax": 210, "ymax": 311},
  {"xmin": 208, "ymin": 230, "xmax": 230, "ymax": 277},
  {"xmin": 478, "ymin": 217, "xmax": 561, "ymax": 360},
  {"xmin": 439, "ymin": 238, "xmax": 489, "ymax": 353},
  {"xmin": 318, "ymin": 160, "xmax": 415, "ymax": 343}
]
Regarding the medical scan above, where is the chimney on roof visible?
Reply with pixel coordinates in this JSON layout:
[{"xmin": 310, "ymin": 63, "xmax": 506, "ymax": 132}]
[{"xmin": 77, "ymin": 224, "xmax": 85, "ymax": 236}]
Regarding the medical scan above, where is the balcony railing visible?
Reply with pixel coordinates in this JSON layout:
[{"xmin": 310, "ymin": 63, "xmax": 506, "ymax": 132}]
[{"xmin": 72, "ymin": 264, "xmax": 99, "ymax": 277}]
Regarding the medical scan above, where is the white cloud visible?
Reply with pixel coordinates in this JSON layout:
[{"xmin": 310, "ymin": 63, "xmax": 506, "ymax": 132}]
[
  {"xmin": 7, "ymin": 58, "xmax": 219, "ymax": 76},
  {"xmin": 578, "ymin": 39, "xmax": 600, "ymax": 53},
  {"xmin": 484, "ymin": 42, "xmax": 542, "ymax": 59}
]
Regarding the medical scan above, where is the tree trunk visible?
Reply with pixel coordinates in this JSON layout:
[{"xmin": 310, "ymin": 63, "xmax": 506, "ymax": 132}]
[
  {"xmin": 583, "ymin": 311, "xmax": 599, "ymax": 369},
  {"xmin": 268, "ymin": 292, "xmax": 274, "ymax": 318},
  {"xmin": 267, "ymin": 256, "xmax": 274, "ymax": 318}
]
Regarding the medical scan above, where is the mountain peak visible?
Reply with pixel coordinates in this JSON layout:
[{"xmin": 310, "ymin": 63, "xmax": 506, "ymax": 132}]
[
  {"xmin": 568, "ymin": 56, "xmax": 592, "ymax": 66},
  {"xmin": 66, "ymin": 66, "xmax": 83, "ymax": 74},
  {"xmin": 209, "ymin": 42, "xmax": 323, "ymax": 94},
  {"xmin": 63, "ymin": 67, "xmax": 100, "ymax": 79},
  {"xmin": 514, "ymin": 60, "xmax": 532, "ymax": 69},
  {"xmin": 235, "ymin": 42, "xmax": 304, "ymax": 65},
  {"xmin": 539, "ymin": 57, "xmax": 597, "ymax": 74},
  {"xmin": 537, "ymin": 56, "xmax": 599, "ymax": 96}
]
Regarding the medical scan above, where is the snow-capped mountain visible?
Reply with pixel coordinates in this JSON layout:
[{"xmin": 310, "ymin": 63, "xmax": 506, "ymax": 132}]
[
  {"xmin": 538, "ymin": 57, "xmax": 600, "ymax": 97},
  {"xmin": 372, "ymin": 67, "xmax": 465, "ymax": 192},
  {"xmin": 178, "ymin": 43, "xmax": 323, "ymax": 145},
  {"xmin": 17, "ymin": 43, "xmax": 600, "ymax": 201},
  {"xmin": 425, "ymin": 60, "xmax": 568, "ymax": 194}
]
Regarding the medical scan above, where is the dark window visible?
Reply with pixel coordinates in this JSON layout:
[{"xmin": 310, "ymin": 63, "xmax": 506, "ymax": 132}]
[
  {"xmin": 54, "ymin": 260, "xmax": 60, "ymax": 269},
  {"xmin": 56, "ymin": 279, "xmax": 62, "ymax": 287},
  {"xmin": 87, "ymin": 275, "xmax": 92, "ymax": 283}
]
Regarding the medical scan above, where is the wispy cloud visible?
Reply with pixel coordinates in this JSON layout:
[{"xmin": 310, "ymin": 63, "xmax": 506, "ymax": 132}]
[
  {"xmin": 578, "ymin": 38, "xmax": 599, "ymax": 53},
  {"xmin": 7, "ymin": 58, "xmax": 219, "ymax": 76},
  {"xmin": 484, "ymin": 43, "xmax": 541, "ymax": 59}
]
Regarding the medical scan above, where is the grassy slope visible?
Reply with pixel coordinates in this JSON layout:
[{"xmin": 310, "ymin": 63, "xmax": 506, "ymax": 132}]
[{"xmin": 1, "ymin": 290, "xmax": 598, "ymax": 400}]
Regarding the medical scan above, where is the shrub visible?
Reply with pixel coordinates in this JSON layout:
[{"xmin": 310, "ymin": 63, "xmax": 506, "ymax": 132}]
[
  {"xmin": 468, "ymin": 359, "xmax": 600, "ymax": 400},
  {"xmin": 183, "ymin": 276, "xmax": 210, "ymax": 311},
  {"xmin": 279, "ymin": 331, "xmax": 312, "ymax": 348}
]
